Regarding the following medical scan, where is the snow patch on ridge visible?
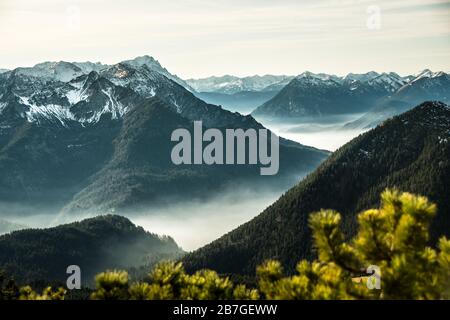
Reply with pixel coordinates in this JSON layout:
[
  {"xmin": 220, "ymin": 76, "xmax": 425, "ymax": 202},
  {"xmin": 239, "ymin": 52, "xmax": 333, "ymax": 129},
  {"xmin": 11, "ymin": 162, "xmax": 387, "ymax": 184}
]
[
  {"xmin": 77, "ymin": 88, "xmax": 129, "ymax": 124},
  {"xmin": 20, "ymin": 96, "xmax": 75, "ymax": 125},
  {"xmin": 101, "ymin": 88, "xmax": 128, "ymax": 119},
  {"xmin": 66, "ymin": 86, "xmax": 89, "ymax": 105},
  {"xmin": 0, "ymin": 102, "xmax": 7, "ymax": 114}
]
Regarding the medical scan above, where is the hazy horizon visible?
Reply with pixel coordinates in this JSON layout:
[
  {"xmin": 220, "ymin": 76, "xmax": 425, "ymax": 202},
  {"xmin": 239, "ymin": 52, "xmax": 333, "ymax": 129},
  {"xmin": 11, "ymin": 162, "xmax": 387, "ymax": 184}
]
[
  {"xmin": 1, "ymin": 0, "xmax": 449, "ymax": 78},
  {"xmin": 0, "ymin": 55, "xmax": 446, "ymax": 79}
]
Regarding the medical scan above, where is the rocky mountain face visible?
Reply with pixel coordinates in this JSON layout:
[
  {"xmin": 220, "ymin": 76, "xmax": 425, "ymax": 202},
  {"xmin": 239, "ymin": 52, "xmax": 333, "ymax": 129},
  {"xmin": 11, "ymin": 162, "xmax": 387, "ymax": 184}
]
[{"xmin": 0, "ymin": 56, "xmax": 329, "ymax": 217}]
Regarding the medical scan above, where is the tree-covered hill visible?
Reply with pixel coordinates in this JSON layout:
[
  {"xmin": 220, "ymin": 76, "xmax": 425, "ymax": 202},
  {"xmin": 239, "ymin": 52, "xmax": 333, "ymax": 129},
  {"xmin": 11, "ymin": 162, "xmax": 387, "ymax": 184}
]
[
  {"xmin": 183, "ymin": 101, "xmax": 450, "ymax": 275},
  {"xmin": 0, "ymin": 215, "xmax": 183, "ymax": 285},
  {"xmin": 6, "ymin": 190, "xmax": 449, "ymax": 300}
]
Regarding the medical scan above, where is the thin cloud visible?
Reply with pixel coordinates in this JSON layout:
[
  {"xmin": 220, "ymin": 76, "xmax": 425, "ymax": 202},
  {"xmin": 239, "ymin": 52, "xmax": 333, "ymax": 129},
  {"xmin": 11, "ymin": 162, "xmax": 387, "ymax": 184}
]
[{"xmin": 0, "ymin": 0, "xmax": 448, "ymax": 77}]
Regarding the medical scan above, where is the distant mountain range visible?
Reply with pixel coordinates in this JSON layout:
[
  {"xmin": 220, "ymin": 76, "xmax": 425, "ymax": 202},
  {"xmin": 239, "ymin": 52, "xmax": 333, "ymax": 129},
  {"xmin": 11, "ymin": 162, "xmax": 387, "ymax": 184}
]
[
  {"xmin": 0, "ymin": 56, "xmax": 329, "ymax": 217},
  {"xmin": 193, "ymin": 91, "xmax": 279, "ymax": 115},
  {"xmin": 344, "ymin": 70, "xmax": 450, "ymax": 129},
  {"xmin": 186, "ymin": 75, "xmax": 294, "ymax": 94},
  {"xmin": 0, "ymin": 215, "xmax": 183, "ymax": 285},
  {"xmin": 183, "ymin": 101, "xmax": 450, "ymax": 275},
  {"xmin": 186, "ymin": 75, "xmax": 295, "ymax": 114},
  {"xmin": 0, "ymin": 56, "xmax": 225, "ymax": 126},
  {"xmin": 251, "ymin": 70, "xmax": 450, "ymax": 123}
]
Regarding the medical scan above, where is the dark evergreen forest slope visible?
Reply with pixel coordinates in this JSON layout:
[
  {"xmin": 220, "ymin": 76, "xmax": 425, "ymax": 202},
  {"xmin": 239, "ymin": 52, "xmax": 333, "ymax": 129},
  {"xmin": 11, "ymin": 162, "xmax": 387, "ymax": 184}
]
[{"xmin": 184, "ymin": 101, "xmax": 450, "ymax": 275}]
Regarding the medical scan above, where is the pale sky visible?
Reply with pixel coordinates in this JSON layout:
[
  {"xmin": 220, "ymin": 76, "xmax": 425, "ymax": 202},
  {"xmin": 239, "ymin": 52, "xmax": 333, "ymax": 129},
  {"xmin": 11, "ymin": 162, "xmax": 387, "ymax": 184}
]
[{"xmin": 0, "ymin": 0, "xmax": 449, "ymax": 78}]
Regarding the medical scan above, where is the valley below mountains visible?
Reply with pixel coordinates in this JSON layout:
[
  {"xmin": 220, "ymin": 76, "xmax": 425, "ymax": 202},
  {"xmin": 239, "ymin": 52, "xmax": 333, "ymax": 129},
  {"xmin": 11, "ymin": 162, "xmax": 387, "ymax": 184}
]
[
  {"xmin": 0, "ymin": 58, "xmax": 449, "ymax": 287},
  {"xmin": 0, "ymin": 57, "xmax": 329, "ymax": 221},
  {"xmin": 184, "ymin": 101, "xmax": 450, "ymax": 275}
]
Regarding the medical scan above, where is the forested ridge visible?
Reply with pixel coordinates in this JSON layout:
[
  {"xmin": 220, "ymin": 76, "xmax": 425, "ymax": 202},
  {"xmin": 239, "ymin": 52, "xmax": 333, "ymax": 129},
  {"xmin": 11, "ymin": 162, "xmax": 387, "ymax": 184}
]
[
  {"xmin": 0, "ymin": 215, "xmax": 183, "ymax": 285},
  {"xmin": 2, "ymin": 190, "xmax": 449, "ymax": 300},
  {"xmin": 183, "ymin": 101, "xmax": 450, "ymax": 275},
  {"xmin": 0, "ymin": 102, "xmax": 448, "ymax": 300}
]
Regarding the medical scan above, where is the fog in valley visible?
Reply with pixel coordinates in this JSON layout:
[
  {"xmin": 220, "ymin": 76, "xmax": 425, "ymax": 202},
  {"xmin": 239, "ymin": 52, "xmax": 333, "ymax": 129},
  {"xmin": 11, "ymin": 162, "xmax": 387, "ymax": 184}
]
[
  {"xmin": 254, "ymin": 114, "xmax": 368, "ymax": 151},
  {"xmin": 0, "ymin": 185, "xmax": 288, "ymax": 251},
  {"xmin": 128, "ymin": 187, "xmax": 283, "ymax": 251},
  {"xmin": 0, "ymin": 113, "xmax": 367, "ymax": 251}
]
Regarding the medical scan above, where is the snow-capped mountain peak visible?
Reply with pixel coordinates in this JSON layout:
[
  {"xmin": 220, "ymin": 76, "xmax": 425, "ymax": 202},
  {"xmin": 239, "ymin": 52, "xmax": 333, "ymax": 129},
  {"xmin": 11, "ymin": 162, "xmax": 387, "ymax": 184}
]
[
  {"xmin": 0, "ymin": 54, "xmax": 205, "ymax": 126},
  {"xmin": 122, "ymin": 55, "xmax": 193, "ymax": 91},
  {"xmin": 65, "ymin": 73, "xmax": 96, "ymax": 105},
  {"xmin": 105, "ymin": 63, "xmax": 135, "ymax": 80},
  {"xmin": 344, "ymin": 71, "xmax": 380, "ymax": 82},
  {"xmin": 122, "ymin": 55, "xmax": 163, "ymax": 70},
  {"xmin": 294, "ymin": 71, "xmax": 341, "ymax": 86},
  {"xmin": 72, "ymin": 61, "xmax": 107, "ymax": 74},
  {"xmin": 186, "ymin": 75, "xmax": 295, "ymax": 94},
  {"xmin": 414, "ymin": 69, "xmax": 434, "ymax": 78},
  {"xmin": 412, "ymin": 69, "xmax": 447, "ymax": 83},
  {"xmin": 367, "ymin": 72, "xmax": 407, "ymax": 92},
  {"xmin": 415, "ymin": 69, "xmax": 448, "ymax": 79},
  {"xmin": 15, "ymin": 61, "xmax": 84, "ymax": 82},
  {"xmin": 2, "ymin": 55, "xmax": 192, "ymax": 91},
  {"xmin": 297, "ymin": 71, "xmax": 329, "ymax": 80}
]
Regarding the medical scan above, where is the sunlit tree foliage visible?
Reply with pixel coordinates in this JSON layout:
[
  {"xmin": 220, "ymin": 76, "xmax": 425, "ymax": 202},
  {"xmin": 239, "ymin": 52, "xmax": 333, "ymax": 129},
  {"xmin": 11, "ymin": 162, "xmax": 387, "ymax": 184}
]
[{"xmin": 5, "ymin": 190, "xmax": 449, "ymax": 300}]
